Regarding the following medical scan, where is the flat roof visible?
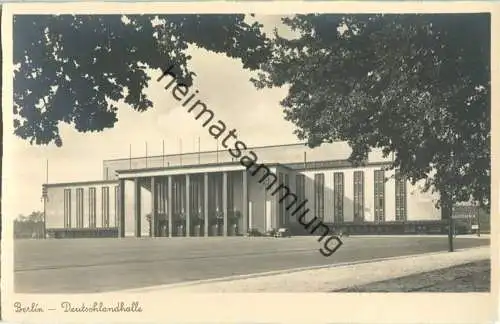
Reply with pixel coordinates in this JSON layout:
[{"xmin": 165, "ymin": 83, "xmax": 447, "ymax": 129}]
[
  {"xmin": 45, "ymin": 179, "xmax": 118, "ymax": 188},
  {"xmin": 44, "ymin": 159, "xmax": 393, "ymax": 187},
  {"xmin": 286, "ymin": 160, "xmax": 392, "ymax": 171},
  {"xmin": 43, "ymin": 162, "xmax": 295, "ymax": 187},
  {"xmin": 115, "ymin": 161, "xmax": 292, "ymax": 174}
]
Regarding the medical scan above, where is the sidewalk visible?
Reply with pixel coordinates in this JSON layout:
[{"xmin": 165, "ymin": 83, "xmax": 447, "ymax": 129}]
[
  {"xmin": 121, "ymin": 246, "xmax": 490, "ymax": 293},
  {"xmin": 348, "ymin": 234, "xmax": 490, "ymax": 239},
  {"xmin": 336, "ymin": 259, "xmax": 490, "ymax": 292}
]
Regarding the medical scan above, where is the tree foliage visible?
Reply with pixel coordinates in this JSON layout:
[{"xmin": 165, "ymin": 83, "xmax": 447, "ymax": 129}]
[
  {"xmin": 1, "ymin": 5, "xmax": 3, "ymax": 240},
  {"xmin": 16, "ymin": 211, "xmax": 45, "ymax": 222},
  {"xmin": 13, "ymin": 13, "xmax": 491, "ymax": 212},
  {"xmin": 14, "ymin": 211, "xmax": 45, "ymax": 239},
  {"xmin": 253, "ymin": 14, "xmax": 490, "ymax": 211},
  {"xmin": 14, "ymin": 14, "xmax": 270, "ymax": 146}
]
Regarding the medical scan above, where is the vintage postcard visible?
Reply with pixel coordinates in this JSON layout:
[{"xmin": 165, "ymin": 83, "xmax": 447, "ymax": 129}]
[{"xmin": 1, "ymin": 1, "xmax": 498, "ymax": 323}]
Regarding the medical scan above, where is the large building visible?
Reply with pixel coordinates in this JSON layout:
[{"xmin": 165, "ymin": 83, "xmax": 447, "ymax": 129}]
[{"xmin": 43, "ymin": 142, "xmax": 446, "ymax": 238}]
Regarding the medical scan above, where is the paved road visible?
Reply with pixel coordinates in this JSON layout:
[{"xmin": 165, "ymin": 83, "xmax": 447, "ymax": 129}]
[{"xmin": 14, "ymin": 236, "xmax": 489, "ymax": 293}]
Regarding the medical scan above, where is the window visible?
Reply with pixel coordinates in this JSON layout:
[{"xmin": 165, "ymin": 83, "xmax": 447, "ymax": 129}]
[
  {"xmin": 208, "ymin": 174, "xmax": 222, "ymax": 214},
  {"xmin": 295, "ymin": 174, "xmax": 305, "ymax": 204},
  {"xmin": 102, "ymin": 187, "xmax": 110, "ymax": 228},
  {"xmin": 353, "ymin": 171, "xmax": 364, "ymax": 223},
  {"xmin": 173, "ymin": 177, "xmax": 185, "ymax": 214},
  {"xmin": 277, "ymin": 173, "xmax": 285, "ymax": 226},
  {"xmin": 173, "ymin": 180, "xmax": 179, "ymax": 214},
  {"xmin": 295, "ymin": 174, "xmax": 306, "ymax": 220},
  {"xmin": 89, "ymin": 187, "xmax": 97, "ymax": 228},
  {"xmin": 208, "ymin": 175, "xmax": 215, "ymax": 215},
  {"xmin": 277, "ymin": 173, "xmax": 283, "ymax": 225},
  {"xmin": 189, "ymin": 177, "xmax": 195, "ymax": 216},
  {"xmin": 374, "ymin": 170, "xmax": 385, "ymax": 222},
  {"xmin": 314, "ymin": 173, "xmax": 325, "ymax": 220},
  {"xmin": 64, "ymin": 189, "xmax": 72, "ymax": 228},
  {"xmin": 114, "ymin": 185, "xmax": 120, "ymax": 227},
  {"xmin": 190, "ymin": 175, "xmax": 204, "ymax": 217},
  {"xmin": 197, "ymin": 176, "xmax": 204, "ymax": 215},
  {"xmin": 157, "ymin": 180, "xmax": 166, "ymax": 215},
  {"xmin": 395, "ymin": 171, "xmax": 407, "ymax": 221},
  {"xmin": 284, "ymin": 174, "xmax": 290, "ymax": 224},
  {"xmin": 334, "ymin": 172, "xmax": 344, "ymax": 224},
  {"xmin": 227, "ymin": 173, "xmax": 234, "ymax": 213},
  {"xmin": 76, "ymin": 188, "xmax": 84, "ymax": 228}
]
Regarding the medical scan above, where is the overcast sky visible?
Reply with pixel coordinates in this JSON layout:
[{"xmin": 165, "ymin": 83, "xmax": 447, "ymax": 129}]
[{"xmin": 5, "ymin": 15, "xmax": 304, "ymax": 216}]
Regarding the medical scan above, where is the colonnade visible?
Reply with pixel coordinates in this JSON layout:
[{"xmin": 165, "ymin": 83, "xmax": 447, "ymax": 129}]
[{"xmin": 117, "ymin": 170, "xmax": 248, "ymax": 237}]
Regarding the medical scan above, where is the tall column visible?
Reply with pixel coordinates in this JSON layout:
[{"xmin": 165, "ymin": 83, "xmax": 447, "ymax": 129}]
[
  {"xmin": 162, "ymin": 177, "xmax": 168, "ymax": 236},
  {"xmin": 168, "ymin": 176, "xmax": 173, "ymax": 238},
  {"xmin": 275, "ymin": 191, "xmax": 280, "ymax": 229},
  {"xmin": 223, "ymin": 172, "xmax": 228, "ymax": 236},
  {"xmin": 186, "ymin": 174, "xmax": 190, "ymax": 237},
  {"xmin": 151, "ymin": 177, "xmax": 157, "ymax": 237},
  {"xmin": 249, "ymin": 201, "xmax": 253, "ymax": 230},
  {"xmin": 242, "ymin": 170, "xmax": 248, "ymax": 234},
  {"xmin": 134, "ymin": 178, "xmax": 141, "ymax": 237},
  {"xmin": 158, "ymin": 178, "xmax": 165, "ymax": 235},
  {"xmin": 204, "ymin": 173, "xmax": 209, "ymax": 237},
  {"xmin": 275, "ymin": 173, "xmax": 281, "ymax": 229},
  {"xmin": 119, "ymin": 179, "xmax": 125, "ymax": 238}
]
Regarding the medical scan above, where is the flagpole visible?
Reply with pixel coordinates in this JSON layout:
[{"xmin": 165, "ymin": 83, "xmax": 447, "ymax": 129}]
[
  {"xmin": 198, "ymin": 137, "xmax": 201, "ymax": 164},
  {"xmin": 43, "ymin": 159, "xmax": 48, "ymax": 239},
  {"xmin": 145, "ymin": 141, "xmax": 148, "ymax": 168},
  {"xmin": 162, "ymin": 140, "xmax": 165, "ymax": 168},
  {"xmin": 216, "ymin": 138, "xmax": 219, "ymax": 163},
  {"xmin": 129, "ymin": 144, "xmax": 132, "ymax": 169},
  {"xmin": 179, "ymin": 139, "xmax": 183, "ymax": 166}
]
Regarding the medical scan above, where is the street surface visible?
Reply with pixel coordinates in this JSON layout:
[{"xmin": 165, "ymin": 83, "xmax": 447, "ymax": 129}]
[{"xmin": 14, "ymin": 236, "xmax": 489, "ymax": 293}]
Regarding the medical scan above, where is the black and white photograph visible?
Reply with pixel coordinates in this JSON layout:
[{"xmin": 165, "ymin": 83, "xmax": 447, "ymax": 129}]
[{"xmin": 1, "ymin": 2, "xmax": 497, "ymax": 323}]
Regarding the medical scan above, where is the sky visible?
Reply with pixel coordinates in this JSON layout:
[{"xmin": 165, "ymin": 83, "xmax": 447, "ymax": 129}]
[{"xmin": 5, "ymin": 15, "xmax": 304, "ymax": 217}]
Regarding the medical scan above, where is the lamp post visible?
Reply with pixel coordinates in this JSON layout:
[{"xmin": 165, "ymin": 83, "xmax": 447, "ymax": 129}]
[
  {"xmin": 446, "ymin": 151, "xmax": 455, "ymax": 253},
  {"xmin": 448, "ymin": 207, "xmax": 454, "ymax": 252}
]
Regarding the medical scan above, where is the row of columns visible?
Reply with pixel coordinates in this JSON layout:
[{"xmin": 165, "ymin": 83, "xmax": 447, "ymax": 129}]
[{"xmin": 118, "ymin": 170, "xmax": 248, "ymax": 238}]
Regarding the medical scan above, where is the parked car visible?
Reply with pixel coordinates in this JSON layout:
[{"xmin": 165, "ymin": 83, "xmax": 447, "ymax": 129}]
[{"xmin": 274, "ymin": 228, "xmax": 292, "ymax": 238}]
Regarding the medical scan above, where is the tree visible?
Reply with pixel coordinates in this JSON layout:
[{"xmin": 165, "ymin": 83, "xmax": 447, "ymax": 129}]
[
  {"xmin": 0, "ymin": 5, "xmax": 3, "ymax": 242},
  {"xmin": 16, "ymin": 211, "xmax": 44, "ymax": 223},
  {"xmin": 14, "ymin": 211, "xmax": 45, "ymax": 239},
  {"xmin": 13, "ymin": 14, "xmax": 271, "ymax": 146},
  {"xmin": 28, "ymin": 211, "xmax": 45, "ymax": 222},
  {"xmin": 252, "ymin": 14, "xmax": 490, "ymax": 248}
]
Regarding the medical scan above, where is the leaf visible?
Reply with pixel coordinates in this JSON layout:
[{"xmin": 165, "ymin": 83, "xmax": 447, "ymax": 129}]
[
  {"xmin": 13, "ymin": 14, "xmax": 271, "ymax": 146},
  {"xmin": 254, "ymin": 13, "xmax": 490, "ymax": 211}
]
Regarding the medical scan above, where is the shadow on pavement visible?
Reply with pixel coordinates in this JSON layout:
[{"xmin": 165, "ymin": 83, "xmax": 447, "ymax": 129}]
[{"xmin": 335, "ymin": 260, "xmax": 490, "ymax": 292}]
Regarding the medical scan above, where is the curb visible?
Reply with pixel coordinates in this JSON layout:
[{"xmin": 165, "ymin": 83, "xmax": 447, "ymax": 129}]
[
  {"xmin": 120, "ymin": 246, "xmax": 487, "ymax": 293},
  {"xmin": 346, "ymin": 235, "xmax": 490, "ymax": 239}
]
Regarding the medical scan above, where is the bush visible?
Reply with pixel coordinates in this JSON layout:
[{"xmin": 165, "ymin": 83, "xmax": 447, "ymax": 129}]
[{"xmin": 246, "ymin": 228, "xmax": 263, "ymax": 237}]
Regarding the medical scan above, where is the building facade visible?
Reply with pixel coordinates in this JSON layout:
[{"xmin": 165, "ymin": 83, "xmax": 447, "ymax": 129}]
[{"xmin": 43, "ymin": 142, "xmax": 446, "ymax": 238}]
